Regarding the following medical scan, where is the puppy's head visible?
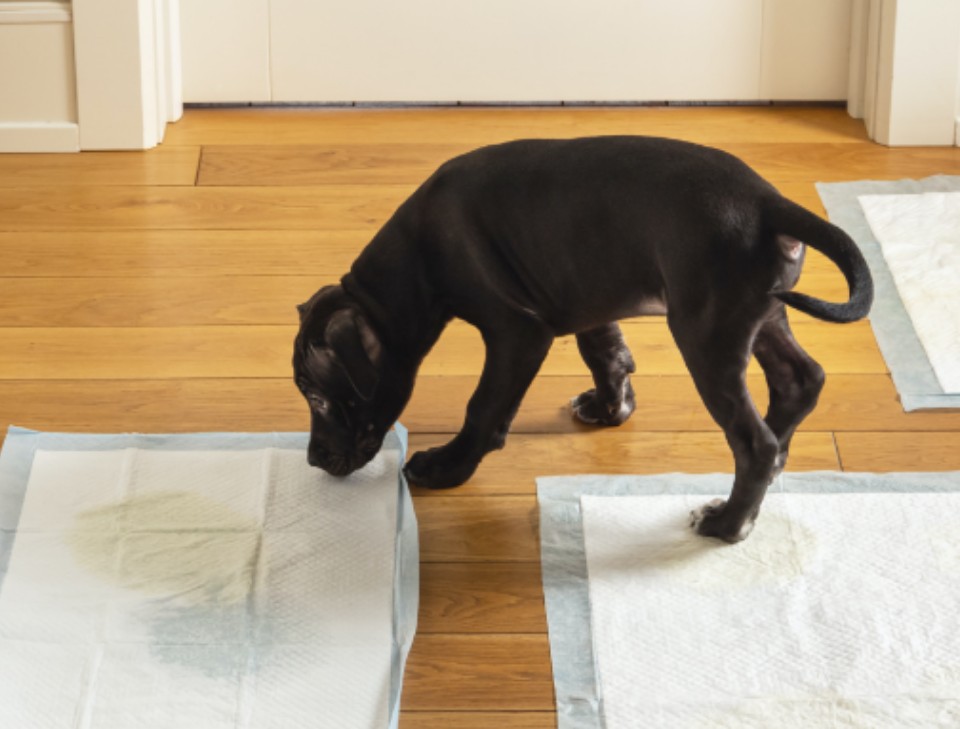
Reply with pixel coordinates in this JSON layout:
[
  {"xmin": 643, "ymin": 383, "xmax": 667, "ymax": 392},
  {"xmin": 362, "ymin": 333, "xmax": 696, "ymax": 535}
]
[{"xmin": 293, "ymin": 285, "xmax": 402, "ymax": 476}]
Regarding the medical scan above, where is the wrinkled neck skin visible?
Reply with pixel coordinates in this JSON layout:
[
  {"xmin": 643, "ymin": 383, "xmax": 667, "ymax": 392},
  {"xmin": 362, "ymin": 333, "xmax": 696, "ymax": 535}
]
[{"xmin": 341, "ymin": 222, "xmax": 451, "ymax": 430}]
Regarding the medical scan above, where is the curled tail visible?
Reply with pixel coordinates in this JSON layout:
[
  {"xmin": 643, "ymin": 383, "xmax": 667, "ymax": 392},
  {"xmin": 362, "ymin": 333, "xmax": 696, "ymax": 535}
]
[{"xmin": 766, "ymin": 197, "xmax": 874, "ymax": 323}]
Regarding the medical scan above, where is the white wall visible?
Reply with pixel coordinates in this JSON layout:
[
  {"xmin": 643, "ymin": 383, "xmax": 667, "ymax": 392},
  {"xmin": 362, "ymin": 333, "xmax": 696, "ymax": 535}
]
[
  {"xmin": 761, "ymin": 0, "xmax": 853, "ymax": 100},
  {"xmin": 182, "ymin": 0, "xmax": 853, "ymax": 104},
  {"xmin": 180, "ymin": 0, "xmax": 270, "ymax": 103}
]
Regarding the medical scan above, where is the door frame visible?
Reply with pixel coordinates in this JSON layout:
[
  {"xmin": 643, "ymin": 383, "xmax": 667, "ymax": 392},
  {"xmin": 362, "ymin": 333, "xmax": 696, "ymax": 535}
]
[{"xmin": 72, "ymin": 0, "xmax": 182, "ymax": 150}]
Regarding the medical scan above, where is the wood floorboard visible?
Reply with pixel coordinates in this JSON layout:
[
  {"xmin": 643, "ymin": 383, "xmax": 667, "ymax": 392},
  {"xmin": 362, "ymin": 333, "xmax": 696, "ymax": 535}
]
[
  {"xmin": 418, "ymin": 562, "xmax": 548, "ymax": 633},
  {"xmin": 402, "ymin": 634, "xmax": 555, "ymax": 711},
  {"xmin": 3, "ymin": 374, "xmax": 953, "ymax": 439},
  {"xmin": 0, "ymin": 319, "xmax": 885, "ymax": 379},
  {"xmin": 399, "ymin": 712, "xmax": 557, "ymax": 729},
  {"xmin": 163, "ymin": 107, "xmax": 870, "ymax": 147},
  {"xmin": 0, "ymin": 146, "xmax": 202, "ymax": 187},
  {"xmin": 0, "ymin": 185, "xmax": 416, "ymax": 232},
  {"xmin": 0, "ymin": 266, "xmax": 848, "ymax": 326},
  {"xmin": 2, "ymin": 107, "xmax": 960, "ymax": 725},
  {"xmin": 197, "ymin": 142, "xmax": 960, "ymax": 187},
  {"xmin": 0, "ymin": 182, "xmax": 826, "ymax": 231},
  {"xmin": 409, "ymin": 432, "xmax": 839, "ymax": 499},
  {"xmin": 835, "ymin": 432, "xmax": 960, "ymax": 472},
  {"xmin": 0, "ymin": 230, "xmax": 369, "ymax": 278}
]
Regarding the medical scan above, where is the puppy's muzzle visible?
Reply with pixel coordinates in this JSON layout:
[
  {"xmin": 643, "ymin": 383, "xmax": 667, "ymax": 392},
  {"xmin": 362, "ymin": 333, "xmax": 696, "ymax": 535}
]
[
  {"xmin": 308, "ymin": 435, "xmax": 381, "ymax": 476},
  {"xmin": 307, "ymin": 447, "xmax": 353, "ymax": 476}
]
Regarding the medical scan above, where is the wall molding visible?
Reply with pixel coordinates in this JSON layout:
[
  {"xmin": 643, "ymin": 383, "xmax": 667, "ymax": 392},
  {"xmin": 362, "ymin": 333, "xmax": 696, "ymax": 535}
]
[
  {"xmin": 850, "ymin": 0, "xmax": 960, "ymax": 146},
  {"xmin": 0, "ymin": 1, "xmax": 71, "ymax": 24},
  {"xmin": 0, "ymin": 122, "xmax": 79, "ymax": 152},
  {"xmin": 73, "ymin": 0, "xmax": 183, "ymax": 149}
]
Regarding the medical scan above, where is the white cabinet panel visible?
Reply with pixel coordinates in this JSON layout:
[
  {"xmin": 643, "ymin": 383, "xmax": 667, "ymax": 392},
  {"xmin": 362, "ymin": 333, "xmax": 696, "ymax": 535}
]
[
  {"xmin": 181, "ymin": 0, "xmax": 270, "ymax": 102},
  {"xmin": 761, "ymin": 0, "xmax": 852, "ymax": 100},
  {"xmin": 0, "ymin": 16, "xmax": 76, "ymax": 122},
  {"xmin": 0, "ymin": 7, "xmax": 78, "ymax": 152},
  {"xmin": 269, "ymin": 0, "xmax": 763, "ymax": 103}
]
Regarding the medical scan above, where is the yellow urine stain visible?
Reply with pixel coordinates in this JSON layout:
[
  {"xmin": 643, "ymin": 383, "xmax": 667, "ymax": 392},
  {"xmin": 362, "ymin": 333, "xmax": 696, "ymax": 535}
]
[
  {"xmin": 632, "ymin": 511, "xmax": 818, "ymax": 591},
  {"xmin": 69, "ymin": 490, "xmax": 260, "ymax": 606}
]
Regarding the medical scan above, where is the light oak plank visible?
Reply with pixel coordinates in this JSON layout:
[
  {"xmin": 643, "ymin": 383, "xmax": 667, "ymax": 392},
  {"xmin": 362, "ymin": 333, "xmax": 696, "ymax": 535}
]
[
  {"xmin": 0, "ymin": 183, "xmax": 824, "ymax": 231},
  {"xmin": 0, "ymin": 265, "xmax": 848, "ymax": 326},
  {"xmin": 0, "ymin": 276, "xmax": 319, "ymax": 327},
  {"xmin": 4, "ymin": 375, "xmax": 955, "ymax": 440},
  {"xmin": 0, "ymin": 186, "xmax": 414, "ymax": 232},
  {"xmin": 0, "ymin": 230, "xmax": 368, "ymax": 278},
  {"xmin": 402, "ymin": 634, "xmax": 554, "ymax": 712},
  {"xmin": 419, "ymin": 563, "xmax": 547, "ymax": 633},
  {"xmin": 0, "ymin": 326, "xmax": 296, "ymax": 379},
  {"xmin": 165, "ymin": 107, "xmax": 869, "ymax": 147},
  {"xmin": 426, "ymin": 319, "xmax": 883, "ymax": 377},
  {"xmin": 198, "ymin": 142, "xmax": 960, "ymax": 187},
  {"xmin": 835, "ymin": 432, "xmax": 960, "ymax": 472},
  {"xmin": 410, "ymin": 431, "xmax": 838, "ymax": 501},
  {"xmin": 415, "ymin": 495, "xmax": 539, "ymax": 563},
  {"xmin": 400, "ymin": 712, "xmax": 556, "ymax": 729},
  {"xmin": 405, "ymin": 374, "xmax": 960, "ymax": 435},
  {"xmin": 0, "ymin": 230, "xmax": 846, "ymax": 282},
  {"xmin": 198, "ymin": 143, "xmax": 467, "ymax": 186},
  {"xmin": 0, "ymin": 319, "xmax": 885, "ymax": 379},
  {"xmin": 0, "ymin": 147, "xmax": 201, "ymax": 187},
  {"xmin": 728, "ymin": 143, "xmax": 960, "ymax": 182},
  {"xmin": 412, "ymin": 374, "xmax": 949, "ymax": 434}
]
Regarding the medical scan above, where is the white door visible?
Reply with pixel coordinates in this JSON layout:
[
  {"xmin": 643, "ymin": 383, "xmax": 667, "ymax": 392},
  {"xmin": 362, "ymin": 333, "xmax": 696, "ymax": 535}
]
[{"xmin": 181, "ymin": 0, "xmax": 853, "ymax": 104}]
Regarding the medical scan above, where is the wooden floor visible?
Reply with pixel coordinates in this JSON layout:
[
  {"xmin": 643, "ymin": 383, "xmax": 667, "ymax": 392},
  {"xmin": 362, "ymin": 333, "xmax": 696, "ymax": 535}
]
[{"xmin": 2, "ymin": 106, "xmax": 960, "ymax": 727}]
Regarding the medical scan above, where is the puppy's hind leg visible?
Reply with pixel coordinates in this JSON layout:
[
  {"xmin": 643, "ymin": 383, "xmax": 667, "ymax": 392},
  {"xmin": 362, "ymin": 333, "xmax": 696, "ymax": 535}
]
[
  {"xmin": 753, "ymin": 309, "xmax": 825, "ymax": 476},
  {"xmin": 669, "ymin": 313, "xmax": 779, "ymax": 543},
  {"xmin": 572, "ymin": 323, "xmax": 637, "ymax": 426}
]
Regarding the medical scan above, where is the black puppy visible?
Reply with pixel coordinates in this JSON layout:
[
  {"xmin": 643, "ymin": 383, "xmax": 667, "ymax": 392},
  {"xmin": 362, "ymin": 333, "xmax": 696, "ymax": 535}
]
[{"xmin": 293, "ymin": 136, "xmax": 873, "ymax": 543}]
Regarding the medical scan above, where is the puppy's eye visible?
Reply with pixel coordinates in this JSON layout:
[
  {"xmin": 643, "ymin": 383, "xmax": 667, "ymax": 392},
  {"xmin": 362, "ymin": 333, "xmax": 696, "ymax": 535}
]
[{"xmin": 308, "ymin": 394, "xmax": 330, "ymax": 413}]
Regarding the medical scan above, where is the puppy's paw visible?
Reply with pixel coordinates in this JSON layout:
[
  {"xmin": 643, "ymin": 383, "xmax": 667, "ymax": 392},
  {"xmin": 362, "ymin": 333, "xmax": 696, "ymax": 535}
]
[
  {"xmin": 689, "ymin": 498, "xmax": 755, "ymax": 544},
  {"xmin": 404, "ymin": 447, "xmax": 477, "ymax": 490},
  {"xmin": 571, "ymin": 383, "xmax": 635, "ymax": 426}
]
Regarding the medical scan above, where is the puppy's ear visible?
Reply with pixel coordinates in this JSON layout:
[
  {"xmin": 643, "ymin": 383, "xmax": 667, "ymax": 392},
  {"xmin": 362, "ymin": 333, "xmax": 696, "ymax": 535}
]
[
  {"xmin": 297, "ymin": 302, "xmax": 308, "ymax": 322},
  {"xmin": 325, "ymin": 309, "xmax": 381, "ymax": 401}
]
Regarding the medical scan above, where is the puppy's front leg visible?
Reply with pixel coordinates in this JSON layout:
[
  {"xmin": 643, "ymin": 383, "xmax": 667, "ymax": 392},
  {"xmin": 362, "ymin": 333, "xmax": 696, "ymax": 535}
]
[{"xmin": 405, "ymin": 319, "xmax": 553, "ymax": 489}]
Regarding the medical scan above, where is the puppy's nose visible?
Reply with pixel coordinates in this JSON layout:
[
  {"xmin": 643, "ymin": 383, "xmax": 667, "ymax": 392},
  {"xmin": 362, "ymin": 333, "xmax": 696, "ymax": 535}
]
[{"xmin": 307, "ymin": 451, "xmax": 323, "ymax": 469}]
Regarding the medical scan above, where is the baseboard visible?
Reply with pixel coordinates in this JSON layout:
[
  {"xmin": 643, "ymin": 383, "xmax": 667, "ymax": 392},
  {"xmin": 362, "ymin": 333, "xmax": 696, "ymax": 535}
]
[
  {"xmin": 0, "ymin": 122, "xmax": 80, "ymax": 152},
  {"xmin": 0, "ymin": 1, "xmax": 71, "ymax": 24}
]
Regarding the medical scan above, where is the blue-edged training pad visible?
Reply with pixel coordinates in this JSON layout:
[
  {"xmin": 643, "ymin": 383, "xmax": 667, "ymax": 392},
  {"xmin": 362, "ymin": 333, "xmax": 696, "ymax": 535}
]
[
  {"xmin": 0, "ymin": 426, "xmax": 417, "ymax": 729},
  {"xmin": 539, "ymin": 470, "xmax": 960, "ymax": 729},
  {"xmin": 818, "ymin": 176, "xmax": 960, "ymax": 410}
]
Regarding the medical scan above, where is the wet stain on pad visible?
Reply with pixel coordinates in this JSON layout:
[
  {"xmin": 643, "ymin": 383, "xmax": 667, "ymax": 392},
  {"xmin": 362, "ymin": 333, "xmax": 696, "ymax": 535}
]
[
  {"xmin": 69, "ymin": 491, "xmax": 260, "ymax": 606},
  {"xmin": 657, "ymin": 511, "xmax": 818, "ymax": 590},
  {"xmin": 586, "ymin": 504, "xmax": 818, "ymax": 592}
]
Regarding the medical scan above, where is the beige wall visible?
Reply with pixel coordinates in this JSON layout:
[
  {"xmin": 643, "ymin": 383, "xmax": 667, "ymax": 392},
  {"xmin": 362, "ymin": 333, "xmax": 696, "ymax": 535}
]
[
  {"xmin": 183, "ymin": 0, "xmax": 853, "ymax": 104},
  {"xmin": 0, "ymin": 1, "xmax": 79, "ymax": 151}
]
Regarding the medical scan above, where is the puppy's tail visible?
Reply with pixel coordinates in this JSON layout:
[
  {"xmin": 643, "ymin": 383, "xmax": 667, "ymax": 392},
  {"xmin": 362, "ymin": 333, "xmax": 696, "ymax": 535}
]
[{"xmin": 765, "ymin": 196, "xmax": 874, "ymax": 323}]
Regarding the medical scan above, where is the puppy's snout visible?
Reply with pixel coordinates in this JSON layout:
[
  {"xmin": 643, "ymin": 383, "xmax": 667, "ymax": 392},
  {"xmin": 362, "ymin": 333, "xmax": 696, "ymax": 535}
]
[{"xmin": 307, "ymin": 446, "xmax": 355, "ymax": 477}]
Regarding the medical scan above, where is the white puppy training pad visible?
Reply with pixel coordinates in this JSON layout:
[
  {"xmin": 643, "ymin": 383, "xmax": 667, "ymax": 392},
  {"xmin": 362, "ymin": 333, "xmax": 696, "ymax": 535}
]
[
  {"xmin": 817, "ymin": 176, "xmax": 960, "ymax": 410},
  {"xmin": 859, "ymin": 192, "xmax": 960, "ymax": 394},
  {"xmin": 538, "ymin": 472, "xmax": 960, "ymax": 729},
  {"xmin": 0, "ymin": 427, "xmax": 418, "ymax": 729}
]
